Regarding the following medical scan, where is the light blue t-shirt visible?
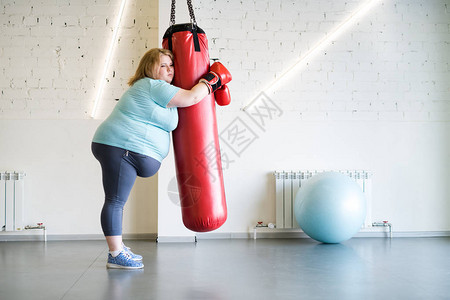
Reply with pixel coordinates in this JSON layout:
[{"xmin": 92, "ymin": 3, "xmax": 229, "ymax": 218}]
[{"xmin": 92, "ymin": 78, "xmax": 180, "ymax": 162}]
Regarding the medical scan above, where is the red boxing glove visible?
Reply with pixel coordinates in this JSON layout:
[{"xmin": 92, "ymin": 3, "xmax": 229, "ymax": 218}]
[
  {"xmin": 214, "ymin": 84, "xmax": 231, "ymax": 106},
  {"xmin": 199, "ymin": 62, "xmax": 232, "ymax": 94}
]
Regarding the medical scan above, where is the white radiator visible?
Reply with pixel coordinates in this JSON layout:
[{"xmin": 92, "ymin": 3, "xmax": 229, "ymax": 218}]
[
  {"xmin": 274, "ymin": 170, "xmax": 372, "ymax": 229},
  {"xmin": 1, "ymin": 171, "xmax": 25, "ymax": 232}
]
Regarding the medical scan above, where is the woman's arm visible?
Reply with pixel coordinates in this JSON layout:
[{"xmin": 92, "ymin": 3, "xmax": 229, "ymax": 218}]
[
  {"xmin": 166, "ymin": 82, "xmax": 209, "ymax": 108},
  {"xmin": 167, "ymin": 62, "xmax": 232, "ymax": 108}
]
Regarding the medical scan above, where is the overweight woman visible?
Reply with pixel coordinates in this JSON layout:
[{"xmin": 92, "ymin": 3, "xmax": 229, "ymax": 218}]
[{"xmin": 92, "ymin": 48, "xmax": 231, "ymax": 269}]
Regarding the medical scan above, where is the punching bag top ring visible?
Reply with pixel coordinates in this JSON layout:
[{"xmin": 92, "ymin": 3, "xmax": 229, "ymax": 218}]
[
  {"xmin": 163, "ymin": 23, "xmax": 205, "ymax": 52},
  {"xmin": 163, "ymin": 23, "xmax": 205, "ymax": 38}
]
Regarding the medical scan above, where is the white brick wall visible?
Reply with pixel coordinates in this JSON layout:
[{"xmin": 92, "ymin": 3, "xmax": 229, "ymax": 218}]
[
  {"xmin": 1, "ymin": 0, "xmax": 158, "ymax": 119},
  {"xmin": 195, "ymin": 0, "xmax": 450, "ymax": 122},
  {"xmin": 0, "ymin": 0, "xmax": 449, "ymax": 121}
]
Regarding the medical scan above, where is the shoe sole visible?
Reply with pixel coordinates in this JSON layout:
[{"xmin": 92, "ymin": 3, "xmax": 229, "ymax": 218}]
[{"xmin": 106, "ymin": 263, "xmax": 144, "ymax": 269}]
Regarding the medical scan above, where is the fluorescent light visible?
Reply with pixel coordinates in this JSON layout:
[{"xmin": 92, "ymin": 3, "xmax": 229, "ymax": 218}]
[
  {"xmin": 242, "ymin": 0, "xmax": 381, "ymax": 110},
  {"xmin": 90, "ymin": 0, "xmax": 127, "ymax": 119}
]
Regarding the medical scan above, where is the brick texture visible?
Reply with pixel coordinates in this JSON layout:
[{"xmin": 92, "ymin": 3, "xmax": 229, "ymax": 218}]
[{"xmin": 0, "ymin": 0, "xmax": 449, "ymax": 121}]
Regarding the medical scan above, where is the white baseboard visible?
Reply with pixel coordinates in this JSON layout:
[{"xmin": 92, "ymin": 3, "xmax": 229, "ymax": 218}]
[
  {"xmin": 0, "ymin": 233, "xmax": 157, "ymax": 242},
  {"xmin": 1, "ymin": 231, "xmax": 449, "ymax": 242},
  {"xmin": 156, "ymin": 235, "xmax": 196, "ymax": 243},
  {"xmin": 197, "ymin": 229, "xmax": 450, "ymax": 240}
]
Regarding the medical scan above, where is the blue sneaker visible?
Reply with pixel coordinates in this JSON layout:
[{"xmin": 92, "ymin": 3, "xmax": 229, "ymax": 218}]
[
  {"xmin": 107, "ymin": 251, "xmax": 144, "ymax": 269},
  {"xmin": 122, "ymin": 243, "xmax": 143, "ymax": 261}
]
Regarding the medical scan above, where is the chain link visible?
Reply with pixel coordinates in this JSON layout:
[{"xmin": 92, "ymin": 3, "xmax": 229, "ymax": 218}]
[
  {"xmin": 170, "ymin": 0, "xmax": 176, "ymax": 25},
  {"xmin": 187, "ymin": 0, "xmax": 197, "ymax": 25},
  {"xmin": 169, "ymin": 0, "xmax": 197, "ymax": 26}
]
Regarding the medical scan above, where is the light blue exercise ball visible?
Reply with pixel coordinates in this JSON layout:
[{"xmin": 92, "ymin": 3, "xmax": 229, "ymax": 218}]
[{"xmin": 294, "ymin": 172, "xmax": 366, "ymax": 244}]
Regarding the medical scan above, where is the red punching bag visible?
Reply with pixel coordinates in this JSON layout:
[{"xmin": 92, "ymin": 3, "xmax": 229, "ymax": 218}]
[{"xmin": 162, "ymin": 3, "xmax": 227, "ymax": 232}]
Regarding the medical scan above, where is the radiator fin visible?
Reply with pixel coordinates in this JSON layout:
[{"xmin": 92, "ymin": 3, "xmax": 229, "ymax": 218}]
[
  {"xmin": 1, "ymin": 171, "xmax": 25, "ymax": 232},
  {"xmin": 274, "ymin": 171, "xmax": 372, "ymax": 229}
]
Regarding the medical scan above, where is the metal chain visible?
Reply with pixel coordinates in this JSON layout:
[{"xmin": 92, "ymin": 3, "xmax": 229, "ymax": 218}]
[
  {"xmin": 170, "ymin": 0, "xmax": 176, "ymax": 25},
  {"xmin": 187, "ymin": 0, "xmax": 197, "ymax": 25},
  {"xmin": 169, "ymin": 0, "xmax": 197, "ymax": 25}
]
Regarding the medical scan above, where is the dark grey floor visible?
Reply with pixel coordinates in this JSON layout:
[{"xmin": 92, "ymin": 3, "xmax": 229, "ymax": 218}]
[{"xmin": 0, "ymin": 237, "xmax": 449, "ymax": 300}]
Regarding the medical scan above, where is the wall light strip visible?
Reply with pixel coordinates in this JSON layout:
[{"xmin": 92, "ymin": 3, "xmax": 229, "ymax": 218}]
[
  {"xmin": 90, "ymin": 0, "xmax": 127, "ymax": 119},
  {"xmin": 242, "ymin": 0, "xmax": 381, "ymax": 110}
]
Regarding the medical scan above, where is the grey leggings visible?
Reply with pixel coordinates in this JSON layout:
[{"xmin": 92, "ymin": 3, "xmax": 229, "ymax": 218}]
[{"xmin": 91, "ymin": 142, "xmax": 161, "ymax": 236}]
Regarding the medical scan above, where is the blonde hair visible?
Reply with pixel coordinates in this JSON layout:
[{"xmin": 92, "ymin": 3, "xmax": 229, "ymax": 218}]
[{"xmin": 128, "ymin": 48, "xmax": 174, "ymax": 86}]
